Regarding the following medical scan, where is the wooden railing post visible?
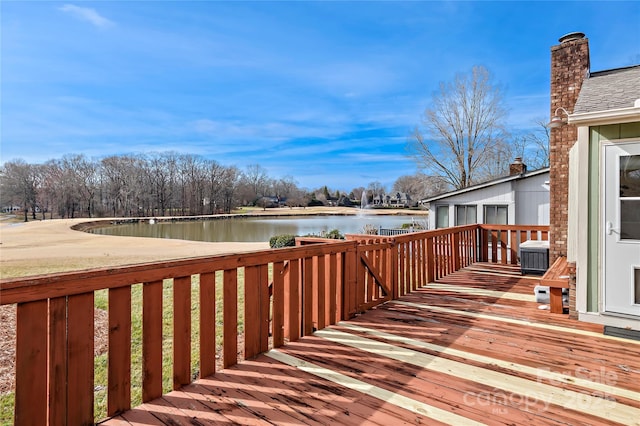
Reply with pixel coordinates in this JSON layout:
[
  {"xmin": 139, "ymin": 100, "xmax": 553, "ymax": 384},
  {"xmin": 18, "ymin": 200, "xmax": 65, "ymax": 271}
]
[
  {"xmin": 317, "ymin": 254, "xmax": 327, "ymax": 330},
  {"xmin": 244, "ymin": 264, "xmax": 270, "ymax": 358},
  {"xmin": 303, "ymin": 257, "xmax": 314, "ymax": 336},
  {"xmin": 342, "ymin": 245, "xmax": 358, "ymax": 320},
  {"xmin": 67, "ymin": 292, "xmax": 94, "ymax": 425},
  {"xmin": 15, "ymin": 300, "xmax": 48, "ymax": 426},
  {"xmin": 328, "ymin": 253, "xmax": 338, "ymax": 325},
  {"xmin": 389, "ymin": 241, "xmax": 399, "ymax": 299},
  {"xmin": 481, "ymin": 227, "xmax": 489, "ymax": 262},
  {"xmin": 452, "ymin": 231, "xmax": 461, "ymax": 271},
  {"xmin": 426, "ymin": 236, "xmax": 434, "ymax": 283},
  {"xmin": 173, "ymin": 276, "xmax": 191, "ymax": 390},
  {"xmin": 223, "ymin": 269, "xmax": 238, "ymax": 368},
  {"xmin": 49, "ymin": 296, "xmax": 67, "ymax": 426},
  {"xmin": 108, "ymin": 286, "xmax": 132, "ymax": 416},
  {"xmin": 142, "ymin": 280, "xmax": 163, "ymax": 402},
  {"xmin": 199, "ymin": 272, "xmax": 216, "ymax": 378},
  {"xmin": 272, "ymin": 261, "xmax": 286, "ymax": 348},
  {"xmin": 510, "ymin": 229, "xmax": 518, "ymax": 265}
]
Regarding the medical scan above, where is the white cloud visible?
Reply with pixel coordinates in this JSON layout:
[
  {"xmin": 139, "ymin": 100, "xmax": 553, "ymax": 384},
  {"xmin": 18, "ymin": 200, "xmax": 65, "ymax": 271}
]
[{"xmin": 59, "ymin": 4, "xmax": 114, "ymax": 29}]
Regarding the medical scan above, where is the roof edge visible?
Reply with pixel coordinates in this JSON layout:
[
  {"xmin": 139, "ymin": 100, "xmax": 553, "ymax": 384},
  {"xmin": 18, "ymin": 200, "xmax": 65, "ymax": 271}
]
[
  {"xmin": 569, "ymin": 105, "xmax": 640, "ymax": 126},
  {"xmin": 420, "ymin": 168, "xmax": 550, "ymax": 204},
  {"xmin": 588, "ymin": 64, "xmax": 640, "ymax": 78}
]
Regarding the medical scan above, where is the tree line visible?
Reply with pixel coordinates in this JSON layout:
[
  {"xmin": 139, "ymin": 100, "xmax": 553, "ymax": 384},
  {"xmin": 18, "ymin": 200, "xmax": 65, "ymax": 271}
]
[
  {"xmin": 1, "ymin": 152, "xmax": 445, "ymax": 222},
  {"xmin": 0, "ymin": 153, "xmax": 306, "ymax": 221}
]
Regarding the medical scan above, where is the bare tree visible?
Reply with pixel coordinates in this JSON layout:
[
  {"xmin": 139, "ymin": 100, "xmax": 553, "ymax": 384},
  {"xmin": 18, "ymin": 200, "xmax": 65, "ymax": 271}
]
[
  {"xmin": 101, "ymin": 155, "xmax": 142, "ymax": 217},
  {"xmin": 393, "ymin": 173, "xmax": 449, "ymax": 201},
  {"xmin": 239, "ymin": 164, "xmax": 271, "ymax": 205},
  {"xmin": 63, "ymin": 154, "xmax": 98, "ymax": 218},
  {"xmin": 367, "ymin": 181, "xmax": 385, "ymax": 197},
  {"xmin": 205, "ymin": 160, "xmax": 225, "ymax": 214},
  {"xmin": 273, "ymin": 176, "xmax": 298, "ymax": 203},
  {"xmin": 349, "ymin": 187, "xmax": 365, "ymax": 203},
  {"xmin": 0, "ymin": 160, "xmax": 38, "ymax": 221},
  {"xmin": 411, "ymin": 66, "xmax": 508, "ymax": 189},
  {"xmin": 284, "ymin": 188, "xmax": 309, "ymax": 208},
  {"xmin": 523, "ymin": 119, "xmax": 550, "ymax": 169},
  {"xmin": 219, "ymin": 166, "xmax": 240, "ymax": 213}
]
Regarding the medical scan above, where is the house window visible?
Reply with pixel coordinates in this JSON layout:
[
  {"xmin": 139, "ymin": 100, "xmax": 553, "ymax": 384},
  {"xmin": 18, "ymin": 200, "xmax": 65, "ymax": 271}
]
[
  {"xmin": 436, "ymin": 205, "xmax": 449, "ymax": 229},
  {"xmin": 455, "ymin": 205, "xmax": 477, "ymax": 226},
  {"xmin": 484, "ymin": 205, "xmax": 508, "ymax": 225}
]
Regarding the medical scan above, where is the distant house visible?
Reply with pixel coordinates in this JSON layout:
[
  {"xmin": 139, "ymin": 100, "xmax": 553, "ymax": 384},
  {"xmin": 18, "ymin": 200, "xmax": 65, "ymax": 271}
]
[
  {"xmin": 256, "ymin": 196, "xmax": 280, "ymax": 208},
  {"xmin": 372, "ymin": 192, "xmax": 412, "ymax": 208},
  {"xmin": 421, "ymin": 159, "xmax": 550, "ymax": 230}
]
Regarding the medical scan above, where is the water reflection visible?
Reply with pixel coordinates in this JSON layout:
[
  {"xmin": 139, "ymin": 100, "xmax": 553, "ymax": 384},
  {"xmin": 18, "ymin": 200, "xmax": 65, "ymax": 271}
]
[{"xmin": 89, "ymin": 215, "xmax": 425, "ymax": 243}]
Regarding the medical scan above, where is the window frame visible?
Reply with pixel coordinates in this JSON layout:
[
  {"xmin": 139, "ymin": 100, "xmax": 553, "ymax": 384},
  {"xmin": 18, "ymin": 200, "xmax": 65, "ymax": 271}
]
[
  {"xmin": 483, "ymin": 204, "xmax": 509, "ymax": 225},
  {"xmin": 435, "ymin": 205, "xmax": 449, "ymax": 229},
  {"xmin": 455, "ymin": 204, "xmax": 477, "ymax": 226}
]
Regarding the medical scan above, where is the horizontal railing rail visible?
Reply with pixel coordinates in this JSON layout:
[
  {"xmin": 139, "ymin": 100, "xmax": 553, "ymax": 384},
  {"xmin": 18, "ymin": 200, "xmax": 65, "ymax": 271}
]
[{"xmin": 0, "ymin": 223, "xmax": 548, "ymax": 424}]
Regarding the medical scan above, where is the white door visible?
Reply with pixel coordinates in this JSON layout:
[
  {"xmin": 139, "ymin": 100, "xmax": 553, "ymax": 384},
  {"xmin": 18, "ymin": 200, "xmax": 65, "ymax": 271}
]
[{"xmin": 604, "ymin": 142, "xmax": 640, "ymax": 316}]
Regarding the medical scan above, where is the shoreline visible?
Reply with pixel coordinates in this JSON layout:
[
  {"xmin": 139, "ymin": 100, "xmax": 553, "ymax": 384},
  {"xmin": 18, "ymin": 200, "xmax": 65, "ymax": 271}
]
[{"xmin": 0, "ymin": 207, "xmax": 427, "ymax": 279}]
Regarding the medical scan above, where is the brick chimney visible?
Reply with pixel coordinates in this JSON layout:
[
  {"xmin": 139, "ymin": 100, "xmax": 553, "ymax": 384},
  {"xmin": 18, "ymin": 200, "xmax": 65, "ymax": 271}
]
[
  {"xmin": 549, "ymin": 32, "xmax": 589, "ymax": 262},
  {"xmin": 549, "ymin": 32, "xmax": 589, "ymax": 319},
  {"xmin": 509, "ymin": 157, "xmax": 527, "ymax": 176}
]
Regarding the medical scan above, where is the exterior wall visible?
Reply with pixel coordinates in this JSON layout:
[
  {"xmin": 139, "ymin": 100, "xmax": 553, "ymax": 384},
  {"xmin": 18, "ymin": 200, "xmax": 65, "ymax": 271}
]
[
  {"xmin": 428, "ymin": 172, "xmax": 550, "ymax": 229},
  {"xmin": 429, "ymin": 181, "xmax": 515, "ymax": 229},
  {"xmin": 549, "ymin": 34, "xmax": 590, "ymax": 270},
  {"xmin": 514, "ymin": 173, "xmax": 550, "ymax": 225},
  {"xmin": 572, "ymin": 122, "xmax": 640, "ymax": 330}
]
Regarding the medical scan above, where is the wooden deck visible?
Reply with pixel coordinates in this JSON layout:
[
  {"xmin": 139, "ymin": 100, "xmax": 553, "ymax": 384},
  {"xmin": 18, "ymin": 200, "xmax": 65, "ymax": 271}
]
[{"xmin": 103, "ymin": 263, "xmax": 640, "ymax": 426}]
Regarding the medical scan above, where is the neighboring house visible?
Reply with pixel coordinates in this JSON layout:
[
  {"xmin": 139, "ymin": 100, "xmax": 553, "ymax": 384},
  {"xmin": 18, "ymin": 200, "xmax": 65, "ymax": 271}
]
[
  {"xmin": 549, "ymin": 32, "xmax": 640, "ymax": 332},
  {"xmin": 372, "ymin": 192, "xmax": 413, "ymax": 208},
  {"xmin": 421, "ymin": 159, "xmax": 550, "ymax": 230},
  {"xmin": 256, "ymin": 196, "xmax": 280, "ymax": 208}
]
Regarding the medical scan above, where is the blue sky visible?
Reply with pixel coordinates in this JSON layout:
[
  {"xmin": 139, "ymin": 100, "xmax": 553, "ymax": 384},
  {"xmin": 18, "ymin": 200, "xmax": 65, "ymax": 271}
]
[{"xmin": 2, "ymin": 1, "xmax": 639, "ymax": 191}]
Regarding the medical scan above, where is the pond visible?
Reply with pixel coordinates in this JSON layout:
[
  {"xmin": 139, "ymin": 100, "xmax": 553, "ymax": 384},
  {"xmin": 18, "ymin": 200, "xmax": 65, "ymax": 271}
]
[{"xmin": 88, "ymin": 214, "xmax": 427, "ymax": 243}]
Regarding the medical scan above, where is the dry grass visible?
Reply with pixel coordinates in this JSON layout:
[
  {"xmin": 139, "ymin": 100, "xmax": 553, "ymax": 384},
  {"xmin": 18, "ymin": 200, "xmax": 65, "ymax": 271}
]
[{"xmin": 0, "ymin": 305, "xmax": 16, "ymax": 395}]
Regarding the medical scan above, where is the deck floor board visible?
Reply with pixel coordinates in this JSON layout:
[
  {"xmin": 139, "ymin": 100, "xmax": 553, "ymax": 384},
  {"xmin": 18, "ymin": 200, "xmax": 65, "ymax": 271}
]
[{"xmin": 103, "ymin": 263, "xmax": 640, "ymax": 426}]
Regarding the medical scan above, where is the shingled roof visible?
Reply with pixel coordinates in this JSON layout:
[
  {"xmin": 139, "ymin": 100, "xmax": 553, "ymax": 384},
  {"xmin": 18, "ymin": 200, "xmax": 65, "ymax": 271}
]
[{"xmin": 573, "ymin": 65, "xmax": 640, "ymax": 114}]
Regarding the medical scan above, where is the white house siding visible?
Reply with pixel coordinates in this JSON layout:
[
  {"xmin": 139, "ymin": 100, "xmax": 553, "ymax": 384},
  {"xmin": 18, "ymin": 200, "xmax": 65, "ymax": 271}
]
[
  {"xmin": 427, "ymin": 171, "xmax": 550, "ymax": 229},
  {"xmin": 429, "ymin": 182, "xmax": 515, "ymax": 229},
  {"xmin": 514, "ymin": 173, "xmax": 550, "ymax": 225}
]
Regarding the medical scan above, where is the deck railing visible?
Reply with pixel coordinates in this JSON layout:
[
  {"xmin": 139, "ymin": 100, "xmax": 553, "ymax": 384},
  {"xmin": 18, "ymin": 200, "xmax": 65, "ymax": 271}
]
[{"xmin": 0, "ymin": 223, "xmax": 548, "ymax": 424}]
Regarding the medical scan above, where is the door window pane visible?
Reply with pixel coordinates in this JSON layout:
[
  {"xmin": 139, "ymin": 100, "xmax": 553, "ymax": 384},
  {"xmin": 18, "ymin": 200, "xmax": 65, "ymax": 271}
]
[
  {"xmin": 620, "ymin": 155, "xmax": 640, "ymax": 197},
  {"xmin": 620, "ymin": 155, "xmax": 640, "ymax": 240},
  {"xmin": 621, "ymin": 200, "xmax": 640, "ymax": 240},
  {"xmin": 436, "ymin": 206, "xmax": 449, "ymax": 229}
]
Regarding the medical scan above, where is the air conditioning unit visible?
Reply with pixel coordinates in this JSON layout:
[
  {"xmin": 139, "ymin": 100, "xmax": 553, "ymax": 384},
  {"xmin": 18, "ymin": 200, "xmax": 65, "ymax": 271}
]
[{"xmin": 519, "ymin": 240, "xmax": 549, "ymax": 275}]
